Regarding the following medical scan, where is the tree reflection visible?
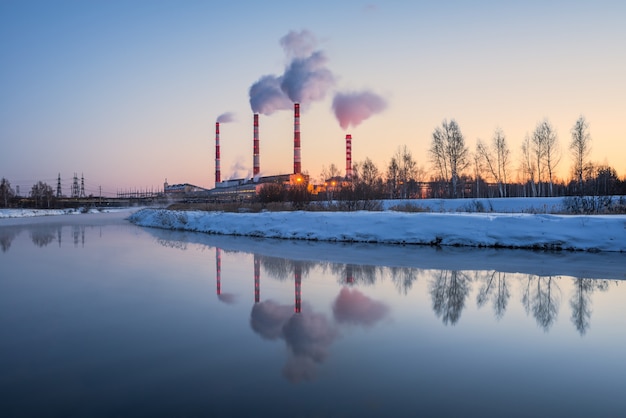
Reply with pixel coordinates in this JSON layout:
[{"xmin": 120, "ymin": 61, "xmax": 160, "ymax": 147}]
[
  {"xmin": 258, "ymin": 255, "xmax": 314, "ymax": 282},
  {"xmin": 521, "ymin": 275, "xmax": 561, "ymax": 331},
  {"xmin": 389, "ymin": 266, "xmax": 420, "ymax": 295},
  {"xmin": 475, "ymin": 271, "xmax": 510, "ymax": 320},
  {"xmin": 329, "ymin": 263, "xmax": 380, "ymax": 286},
  {"xmin": 30, "ymin": 228, "xmax": 56, "ymax": 247},
  {"xmin": 429, "ymin": 270, "xmax": 472, "ymax": 325},
  {"xmin": 570, "ymin": 278, "xmax": 609, "ymax": 336},
  {"xmin": 0, "ymin": 228, "xmax": 18, "ymax": 252}
]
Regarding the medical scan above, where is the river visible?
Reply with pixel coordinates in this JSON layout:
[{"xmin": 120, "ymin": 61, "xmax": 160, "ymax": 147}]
[{"xmin": 1, "ymin": 212, "xmax": 625, "ymax": 417}]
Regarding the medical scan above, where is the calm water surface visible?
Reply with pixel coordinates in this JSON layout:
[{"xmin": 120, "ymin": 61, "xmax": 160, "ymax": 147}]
[{"xmin": 1, "ymin": 213, "xmax": 625, "ymax": 417}]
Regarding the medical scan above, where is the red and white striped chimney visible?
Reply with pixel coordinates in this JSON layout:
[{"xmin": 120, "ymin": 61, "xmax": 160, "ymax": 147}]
[
  {"xmin": 293, "ymin": 103, "xmax": 301, "ymax": 174},
  {"xmin": 345, "ymin": 134, "xmax": 352, "ymax": 179},
  {"xmin": 215, "ymin": 122, "xmax": 221, "ymax": 184},
  {"xmin": 253, "ymin": 114, "xmax": 260, "ymax": 176}
]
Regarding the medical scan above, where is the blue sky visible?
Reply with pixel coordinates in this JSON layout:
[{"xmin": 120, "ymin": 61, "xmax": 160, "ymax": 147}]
[{"xmin": 1, "ymin": 0, "xmax": 625, "ymax": 195}]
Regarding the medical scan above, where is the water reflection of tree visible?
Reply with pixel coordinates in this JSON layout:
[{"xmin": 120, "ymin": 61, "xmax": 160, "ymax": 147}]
[
  {"xmin": 0, "ymin": 228, "xmax": 18, "ymax": 252},
  {"xmin": 521, "ymin": 275, "xmax": 561, "ymax": 332},
  {"xmin": 429, "ymin": 270, "xmax": 472, "ymax": 325},
  {"xmin": 475, "ymin": 271, "xmax": 510, "ymax": 320},
  {"xmin": 30, "ymin": 228, "xmax": 56, "ymax": 247},
  {"xmin": 389, "ymin": 266, "xmax": 420, "ymax": 295},
  {"xmin": 329, "ymin": 263, "xmax": 380, "ymax": 286},
  {"xmin": 258, "ymin": 256, "xmax": 314, "ymax": 281},
  {"xmin": 570, "ymin": 278, "xmax": 609, "ymax": 336},
  {"xmin": 157, "ymin": 238, "xmax": 188, "ymax": 250}
]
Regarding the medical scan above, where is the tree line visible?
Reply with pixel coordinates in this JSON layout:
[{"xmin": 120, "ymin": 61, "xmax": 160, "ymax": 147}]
[
  {"xmin": 0, "ymin": 179, "xmax": 57, "ymax": 209},
  {"xmin": 311, "ymin": 115, "xmax": 625, "ymax": 202},
  {"xmin": 3, "ymin": 116, "xmax": 625, "ymax": 209}
]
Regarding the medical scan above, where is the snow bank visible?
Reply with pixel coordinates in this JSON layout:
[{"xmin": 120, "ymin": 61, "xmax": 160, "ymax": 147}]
[{"xmin": 128, "ymin": 209, "xmax": 626, "ymax": 252}]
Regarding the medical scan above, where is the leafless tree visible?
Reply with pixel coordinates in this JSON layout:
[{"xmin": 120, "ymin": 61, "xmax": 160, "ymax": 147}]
[
  {"xmin": 570, "ymin": 115, "xmax": 592, "ymax": 196},
  {"xmin": 476, "ymin": 128, "xmax": 510, "ymax": 197},
  {"xmin": 429, "ymin": 119, "xmax": 470, "ymax": 198},
  {"xmin": 520, "ymin": 133, "xmax": 537, "ymax": 196},
  {"xmin": 532, "ymin": 119, "xmax": 560, "ymax": 196},
  {"xmin": 0, "ymin": 178, "xmax": 14, "ymax": 207},
  {"xmin": 352, "ymin": 158, "xmax": 385, "ymax": 199},
  {"xmin": 387, "ymin": 145, "xmax": 418, "ymax": 198},
  {"xmin": 30, "ymin": 181, "xmax": 54, "ymax": 208},
  {"xmin": 319, "ymin": 163, "xmax": 342, "ymax": 183}
]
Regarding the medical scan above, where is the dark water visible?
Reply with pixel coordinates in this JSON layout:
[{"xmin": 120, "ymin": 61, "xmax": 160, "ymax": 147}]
[{"xmin": 1, "ymin": 214, "xmax": 625, "ymax": 417}]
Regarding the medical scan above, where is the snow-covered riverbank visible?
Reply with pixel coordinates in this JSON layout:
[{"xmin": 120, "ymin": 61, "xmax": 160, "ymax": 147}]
[{"xmin": 128, "ymin": 208, "xmax": 626, "ymax": 252}]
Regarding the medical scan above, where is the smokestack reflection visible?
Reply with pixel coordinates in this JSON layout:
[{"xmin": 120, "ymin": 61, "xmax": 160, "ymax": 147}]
[
  {"xmin": 254, "ymin": 254, "xmax": 261, "ymax": 303},
  {"xmin": 294, "ymin": 263, "xmax": 302, "ymax": 313},
  {"xmin": 216, "ymin": 247, "xmax": 221, "ymax": 295}
]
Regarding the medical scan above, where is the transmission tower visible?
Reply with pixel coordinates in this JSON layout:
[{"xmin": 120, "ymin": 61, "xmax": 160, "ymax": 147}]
[
  {"xmin": 80, "ymin": 173, "xmax": 86, "ymax": 198},
  {"xmin": 71, "ymin": 173, "xmax": 80, "ymax": 198},
  {"xmin": 56, "ymin": 173, "xmax": 62, "ymax": 198}
]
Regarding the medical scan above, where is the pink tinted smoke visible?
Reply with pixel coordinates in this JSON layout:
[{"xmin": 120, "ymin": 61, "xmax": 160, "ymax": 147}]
[{"xmin": 332, "ymin": 91, "xmax": 387, "ymax": 130}]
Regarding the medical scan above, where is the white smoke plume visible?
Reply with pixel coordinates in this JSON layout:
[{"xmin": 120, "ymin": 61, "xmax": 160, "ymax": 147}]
[
  {"xmin": 280, "ymin": 29, "xmax": 317, "ymax": 59},
  {"xmin": 281, "ymin": 50, "xmax": 334, "ymax": 105},
  {"xmin": 249, "ymin": 75, "xmax": 292, "ymax": 115},
  {"xmin": 216, "ymin": 112, "xmax": 235, "ymax": 123},
  {"xmin": 332, "ymin": 91, "xmax": 387, "ymax": 130},
  {"xmin": 249, "ymin": 29, "xmax": 335, "ymax": 111}
]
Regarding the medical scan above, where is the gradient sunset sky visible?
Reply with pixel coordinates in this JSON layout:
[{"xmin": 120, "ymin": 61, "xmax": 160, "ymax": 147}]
[{"xmin": 1, "ymin": 0, "xmax": 624, "ymax": 196}]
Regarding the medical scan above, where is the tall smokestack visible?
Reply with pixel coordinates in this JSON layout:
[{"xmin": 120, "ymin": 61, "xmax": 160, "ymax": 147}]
[
  {"xmin": 215, "ymin": 122, "xmax": 221, "ymax": 184},
  {"xmin": 293, "ymin": 103, "xmax": 301, "ymax": 174},
  {"xmin": 253, "ymin": 114, "xmax": 260, "ymax": 176},
  {"xmin": 345, "ymin": 134, "xmax": 352, "ymax": 179}
]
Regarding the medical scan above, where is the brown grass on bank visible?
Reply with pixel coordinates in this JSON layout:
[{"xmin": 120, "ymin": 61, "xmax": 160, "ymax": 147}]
[
  {"xmin": 166, "ymin": 201, "xmax": 296, "ymax": 213},
  {"xmin": 165, "ymin": 200, "xmax": 384, "ymax": 213}
]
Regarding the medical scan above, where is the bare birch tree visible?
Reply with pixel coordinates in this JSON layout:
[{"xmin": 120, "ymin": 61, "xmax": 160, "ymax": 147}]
[
  {"xmin": 532, "ymin": 119, "xmax": 560, "ymax": 196},
  {"xmin": 387, "ymin": 145, "xmax": 418, "ymax": 198},
  {"xmin": 570, "ymin": 115, "xmax": 591, "ymax": 196},
  {"xmin": 521, "ymin": 133, "xmax": 537, "ymax": 196},
  {"xmin": 429, "ymin": 119, "xmax": 469, "ymax": 198},
  {"xmin": 476, "ymin": 127, "xmax": 511, "ymax": 197}
]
